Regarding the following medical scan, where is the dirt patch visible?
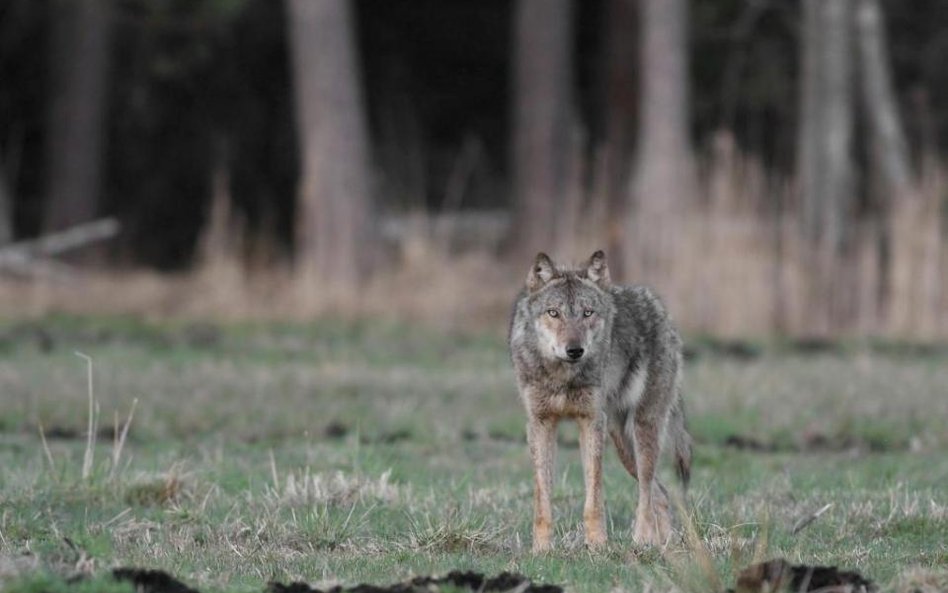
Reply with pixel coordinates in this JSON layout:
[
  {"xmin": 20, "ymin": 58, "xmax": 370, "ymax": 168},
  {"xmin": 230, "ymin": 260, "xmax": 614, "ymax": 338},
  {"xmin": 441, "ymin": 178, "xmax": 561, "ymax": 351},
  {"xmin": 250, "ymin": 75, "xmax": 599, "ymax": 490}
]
[
  {"xmin": 268, "ymin": 571, "xmax": 563, "ymax": 593},
  {"xmin": 733, "ymin": 559, "xmax": 875, "ymax": 593},
  {"xmin": 684, "ymin": 340, "xmax": 762, "ymax": 361},
  {"xmin": 110, "ymin": 569, "xmax": 562, "ymax": 593},
  {"xmin": 324, "ymin": 421, "xmax": 349, "ymax": 439},
  {"xmin": 113, "ymin": 568, "xmax": 200, "ymax": 593},
  {"xmin": 723, "ymin": 432, "xmax": 901, "ymax": 454}
]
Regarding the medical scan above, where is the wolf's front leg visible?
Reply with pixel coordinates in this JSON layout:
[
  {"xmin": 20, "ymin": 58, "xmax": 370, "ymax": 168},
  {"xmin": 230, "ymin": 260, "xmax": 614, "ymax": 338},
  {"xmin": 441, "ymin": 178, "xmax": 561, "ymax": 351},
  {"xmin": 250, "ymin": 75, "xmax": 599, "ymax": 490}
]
[
  {"xmin": 630, "ymin": 414, "xmax": 672, "ymax": 548},
  {"xmin": 527, "ymin": 416, "xmax": 557, "ymax": 552},
  {"xmin": 578, "ymin": 412, "xmax": 607, "ymax": 548}
]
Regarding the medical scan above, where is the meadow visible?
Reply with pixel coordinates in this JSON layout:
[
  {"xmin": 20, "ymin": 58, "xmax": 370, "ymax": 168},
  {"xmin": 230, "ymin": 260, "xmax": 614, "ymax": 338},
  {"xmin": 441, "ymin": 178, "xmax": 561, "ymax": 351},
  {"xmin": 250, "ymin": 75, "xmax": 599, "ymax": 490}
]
[{"xmin": 0, "ymin": 316, "xmax": 945, "ymax": 592}]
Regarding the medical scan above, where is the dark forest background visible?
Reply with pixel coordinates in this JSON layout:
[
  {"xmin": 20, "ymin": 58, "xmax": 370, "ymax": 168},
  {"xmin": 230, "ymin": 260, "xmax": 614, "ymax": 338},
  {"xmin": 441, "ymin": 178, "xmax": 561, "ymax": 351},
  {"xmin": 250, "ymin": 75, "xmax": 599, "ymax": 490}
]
[{"xmin": 2, "ymin": 0, "xmax": 948, "ymax": 336}]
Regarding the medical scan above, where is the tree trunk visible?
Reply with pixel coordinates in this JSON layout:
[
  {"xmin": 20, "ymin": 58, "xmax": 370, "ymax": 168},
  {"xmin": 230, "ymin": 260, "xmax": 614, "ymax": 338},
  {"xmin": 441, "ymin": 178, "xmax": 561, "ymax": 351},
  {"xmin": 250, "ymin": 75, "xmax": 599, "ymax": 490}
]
[
  {"xmin": 602, "ymin": 0, "xmax": 638, "ymax": 272},
  {"xmin": 856, "ymin": 0, "xmax": 912, "ymax": 197},
  {"xmin": 44, "ymin": 0, "xmax": 110, "ymax": 232},
  {"xmin": 798, "ymin": 0, "xmax": 854, "ymax": 252},
  {"xmin": 286, "ymin": 0, "xmax": 373, "ymax": 297},
  {"xmin": 855, "ymin": 0, "xmax": 916, "ymax": 328},
  {"xmin": 604, "ymin": 0, "xmax": 638, "ymax": 166},
  {"xmin": 627, "ymin": 0, "xmax": 696, "ymax": 280},
  {"xmin": 797, "ymin": 0, "xmax": 855, "ymax": 332},
  {"xmin": 511, "ymin": 0, "xmax": 574, "ymax": 258}
]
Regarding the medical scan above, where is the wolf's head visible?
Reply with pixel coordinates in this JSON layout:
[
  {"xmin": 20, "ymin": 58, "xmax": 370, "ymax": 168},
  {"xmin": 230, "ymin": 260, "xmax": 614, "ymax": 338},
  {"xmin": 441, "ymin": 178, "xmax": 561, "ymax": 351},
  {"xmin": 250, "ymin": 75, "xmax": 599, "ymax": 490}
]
[{"xmin": 523, "ymin": 250, "xmax": 615, "ymax": 364}]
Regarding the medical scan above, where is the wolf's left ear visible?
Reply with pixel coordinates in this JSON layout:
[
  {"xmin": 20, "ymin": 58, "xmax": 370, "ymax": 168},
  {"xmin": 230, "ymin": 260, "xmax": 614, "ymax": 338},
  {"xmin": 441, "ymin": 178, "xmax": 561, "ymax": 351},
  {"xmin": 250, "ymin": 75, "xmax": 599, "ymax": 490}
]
[{"xmin": 585, "ymin": 250, "xmax": 610, "ymax": 287}]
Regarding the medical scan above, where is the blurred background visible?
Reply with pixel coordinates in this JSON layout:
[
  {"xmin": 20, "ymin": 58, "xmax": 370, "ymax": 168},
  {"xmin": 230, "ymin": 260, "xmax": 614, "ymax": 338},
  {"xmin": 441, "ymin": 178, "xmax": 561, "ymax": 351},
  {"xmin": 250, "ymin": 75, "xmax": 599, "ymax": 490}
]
[{"xmin": 1, "ymin": 0, "xmax": 947, "ymax": 338}]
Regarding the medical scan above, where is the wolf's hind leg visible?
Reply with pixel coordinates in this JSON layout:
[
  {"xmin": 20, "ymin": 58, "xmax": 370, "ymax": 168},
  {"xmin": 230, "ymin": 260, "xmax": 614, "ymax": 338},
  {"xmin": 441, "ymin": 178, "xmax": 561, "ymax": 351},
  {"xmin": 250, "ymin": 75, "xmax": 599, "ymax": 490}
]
[
  {"xmin": 609, "ymin": 427, "xmax": 637, "ymax": 478},
  {"xmin": 630, "ymin": 412, "xmax": 672, "ymax": 547},
  {"xmin": 527, "ymin": 416, "xmax": 557, "ymax": 552},
  {"xmin": 578, "ymin": 413, "xmax": 607, "ymax": 548}
]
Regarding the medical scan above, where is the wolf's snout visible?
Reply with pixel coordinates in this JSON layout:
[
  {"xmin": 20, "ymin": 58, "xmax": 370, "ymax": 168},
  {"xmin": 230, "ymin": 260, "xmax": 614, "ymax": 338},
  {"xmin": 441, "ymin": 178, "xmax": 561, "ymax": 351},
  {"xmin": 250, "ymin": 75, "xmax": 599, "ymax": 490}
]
[{"xmin": 566, "ymin": 346, "xmax": 585, "ymax": 360}]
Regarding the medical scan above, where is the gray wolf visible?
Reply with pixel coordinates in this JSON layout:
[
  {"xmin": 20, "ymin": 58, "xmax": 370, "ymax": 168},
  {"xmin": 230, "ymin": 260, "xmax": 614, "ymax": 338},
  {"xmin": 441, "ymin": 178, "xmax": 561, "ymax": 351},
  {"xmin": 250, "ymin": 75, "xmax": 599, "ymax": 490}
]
[{"xmin": 508, "ymin": 250, "xmax": 692, "ymax": 551}]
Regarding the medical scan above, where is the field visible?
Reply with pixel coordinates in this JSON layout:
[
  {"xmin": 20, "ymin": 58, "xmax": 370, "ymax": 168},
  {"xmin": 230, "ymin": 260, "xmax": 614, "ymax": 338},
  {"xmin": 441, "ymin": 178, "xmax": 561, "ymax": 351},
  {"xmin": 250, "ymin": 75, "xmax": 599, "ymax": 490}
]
[{"xmin": 0, "ymin": 316, "xmax": 946, "ymax": 592}]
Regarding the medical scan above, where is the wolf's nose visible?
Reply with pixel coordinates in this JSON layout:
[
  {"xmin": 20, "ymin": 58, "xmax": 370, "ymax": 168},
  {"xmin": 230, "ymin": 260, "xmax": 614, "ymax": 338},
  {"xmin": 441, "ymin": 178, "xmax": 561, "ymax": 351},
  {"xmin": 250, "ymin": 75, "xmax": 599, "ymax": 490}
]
[{"xmin": 566, "ymin": 347, "xmax": 585, "ymax": 360}]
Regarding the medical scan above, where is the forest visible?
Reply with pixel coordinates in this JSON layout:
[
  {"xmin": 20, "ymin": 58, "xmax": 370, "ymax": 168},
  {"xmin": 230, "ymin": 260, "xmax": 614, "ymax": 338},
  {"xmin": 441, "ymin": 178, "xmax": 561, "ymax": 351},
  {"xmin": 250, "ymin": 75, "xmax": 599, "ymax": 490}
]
[{"xmin": 2, "ymin": 0, "xmax": 948, "ymax": 337}]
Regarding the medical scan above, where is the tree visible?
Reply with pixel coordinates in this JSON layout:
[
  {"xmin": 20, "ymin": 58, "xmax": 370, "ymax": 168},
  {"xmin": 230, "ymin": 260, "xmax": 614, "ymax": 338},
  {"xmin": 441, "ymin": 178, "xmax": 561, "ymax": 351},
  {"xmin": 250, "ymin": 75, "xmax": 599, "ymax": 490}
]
[
  {"xmin": 44, "ymin": 0, "xmax": 111, "ymax": 232},
  {"xmin": 855, "ymin": 0, "xmax": 912, "ymax": 198},
  {"xmin": 627, "ymin": 0, "xmax": 697, "ymax": 280},
  {"xmin": 797, "ymin": 0, "xmax": 854, "ymax": 254},
  {"xmin": 511, "ymin": 0, "xmax": 574, "ymax": 257},
  {"xmin": 601, "ymin": 0, "xmax": 638, "ymax": 270},
  {"xmin": 286, "ymin": 0, "xmax": 373, "ymax": 296}
]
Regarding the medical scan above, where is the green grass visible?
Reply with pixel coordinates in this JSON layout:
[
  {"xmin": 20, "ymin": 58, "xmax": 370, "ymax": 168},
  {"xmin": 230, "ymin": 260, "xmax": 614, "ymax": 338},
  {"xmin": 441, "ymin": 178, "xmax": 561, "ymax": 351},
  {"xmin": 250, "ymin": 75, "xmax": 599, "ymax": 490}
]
[{"xmin": 0, "ymin": 315, "xmax": 946, "ymax": 592}]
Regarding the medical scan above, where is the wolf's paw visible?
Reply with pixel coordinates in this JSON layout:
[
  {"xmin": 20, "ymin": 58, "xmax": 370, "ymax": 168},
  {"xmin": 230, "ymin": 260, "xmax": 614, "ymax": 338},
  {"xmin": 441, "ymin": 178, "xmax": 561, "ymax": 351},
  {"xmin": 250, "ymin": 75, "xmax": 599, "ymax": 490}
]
[
  {"xmin": 584, "ymin": 528, "xmax": 607, "ymax": 550},
  {"xmin": 632, "ymin": 517, "xmax": 670, "ymax": 548},
  {"xmin": 633, "ymin": 497, "xmax": 672, "ymax": 548},
  {"xmin": 532, "ymin": 520, "xmax": 553, "ymax": 553},
  {"xmin": 531, "ymin": 538, "xmax": 553, "ymax": 553}
]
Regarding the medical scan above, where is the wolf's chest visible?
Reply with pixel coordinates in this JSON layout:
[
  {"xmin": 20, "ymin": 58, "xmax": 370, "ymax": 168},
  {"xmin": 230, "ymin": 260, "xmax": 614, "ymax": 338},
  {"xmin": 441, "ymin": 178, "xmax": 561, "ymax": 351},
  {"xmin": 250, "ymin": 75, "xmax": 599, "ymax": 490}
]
[{"xmin": 531, "ymin": 385, "xmax": 601, "ymax": 420}]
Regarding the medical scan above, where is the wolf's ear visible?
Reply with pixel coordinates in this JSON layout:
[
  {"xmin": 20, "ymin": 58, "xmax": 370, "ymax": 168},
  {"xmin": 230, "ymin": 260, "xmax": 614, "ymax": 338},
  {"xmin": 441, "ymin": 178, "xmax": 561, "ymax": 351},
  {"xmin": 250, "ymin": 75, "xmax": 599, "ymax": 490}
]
[
  {"xmin": 585, "ymin": 250, "xmax": 610, "ymax": 287},
  {"xmin": 527, "ymin": 252, "xmax": 557, "ymax": 292}
]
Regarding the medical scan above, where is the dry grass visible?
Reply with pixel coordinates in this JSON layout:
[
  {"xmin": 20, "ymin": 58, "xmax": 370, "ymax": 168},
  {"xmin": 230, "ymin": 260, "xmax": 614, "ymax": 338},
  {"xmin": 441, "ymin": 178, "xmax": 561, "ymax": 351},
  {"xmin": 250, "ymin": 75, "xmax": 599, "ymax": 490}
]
[{"xmin": 1, "ymin": 137, "xmax": 947, "ymax": 339}]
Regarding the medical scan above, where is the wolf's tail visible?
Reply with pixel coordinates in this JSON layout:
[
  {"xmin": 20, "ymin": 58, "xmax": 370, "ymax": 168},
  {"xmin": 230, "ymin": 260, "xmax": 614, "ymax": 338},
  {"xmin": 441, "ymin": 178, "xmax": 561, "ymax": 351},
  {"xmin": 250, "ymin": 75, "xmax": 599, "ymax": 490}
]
[{"xmin": 669, "ymin": 394, "xmax": 693, "ymax": 490}]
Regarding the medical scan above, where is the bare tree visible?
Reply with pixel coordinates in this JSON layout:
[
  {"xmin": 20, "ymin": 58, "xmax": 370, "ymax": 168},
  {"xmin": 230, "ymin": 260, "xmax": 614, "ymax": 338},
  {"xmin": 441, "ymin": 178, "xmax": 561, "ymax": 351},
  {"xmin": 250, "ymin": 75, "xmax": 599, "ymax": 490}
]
[
  {"xmin": 856, "ymin": 0, "xmax": 912, "ymax": 197},
  {"xmin": 797, "ymin": 0, "xmax": 857, "ymax": 331},
  {"xmin": 627, "ymin": 0, "xmax": 697, "ymax": 279},
  {"xmin": 44, "ymin": 0, "xmax": 111, "ymax": 232},
  {"xmin": 511, "ymin": 0, "xmax": 574, "ymax": 257},
  {"xmin": 603, "ymin": 0, "xmax": 638, "ymax": 162},
  {"xmin": 602, "ymin": 0, "xmax": 638, "ymax": 270},
  {"xmin": 797, "ymin": 0, "xmax": 854, "ymax": 252},
  {"xmin": 286, "ymin": 0, "xmax": 373, "ymax": 296}
]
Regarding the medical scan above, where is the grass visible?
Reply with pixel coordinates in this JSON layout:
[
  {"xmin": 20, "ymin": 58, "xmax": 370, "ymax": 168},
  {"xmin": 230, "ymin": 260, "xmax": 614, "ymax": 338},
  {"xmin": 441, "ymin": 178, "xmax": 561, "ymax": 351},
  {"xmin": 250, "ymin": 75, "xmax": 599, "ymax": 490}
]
[{"xmin": 0, "ymin": 315, "xmax": 946, "ymax": 592}]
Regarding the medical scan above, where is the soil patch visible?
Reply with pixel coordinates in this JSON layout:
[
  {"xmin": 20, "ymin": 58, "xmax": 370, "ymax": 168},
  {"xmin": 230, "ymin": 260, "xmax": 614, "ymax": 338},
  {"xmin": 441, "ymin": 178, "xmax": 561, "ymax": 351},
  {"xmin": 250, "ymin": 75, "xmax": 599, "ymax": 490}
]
[
  {"xmin": 733, "ymin": 559, "xmax": 875, "ymax": 593},
  {"xmin": 110, "ymin": 569, "xmax": 563, "ymax": 593},
  {"xmin": 723, "ymin": 432, "xmax": 900, "ymax": 454}
]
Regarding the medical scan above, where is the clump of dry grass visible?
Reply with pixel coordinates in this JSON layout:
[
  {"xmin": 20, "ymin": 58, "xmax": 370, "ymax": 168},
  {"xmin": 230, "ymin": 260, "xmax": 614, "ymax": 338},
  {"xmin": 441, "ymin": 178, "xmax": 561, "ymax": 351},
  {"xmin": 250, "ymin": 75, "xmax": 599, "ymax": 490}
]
[
  {"xmin": 123, "ymin": 470, "xmax": 188, "ymax": 507},
  {"xmin": 890, "ymin": 567, "xmax": 948, "ymax": 593},
  {"xmin": 402, "ymin": 507, "xmax": 504, "ymax": 554},
  {"xmin": 268, "ymin": 468, "xmax": 401, "ymax": 507}
]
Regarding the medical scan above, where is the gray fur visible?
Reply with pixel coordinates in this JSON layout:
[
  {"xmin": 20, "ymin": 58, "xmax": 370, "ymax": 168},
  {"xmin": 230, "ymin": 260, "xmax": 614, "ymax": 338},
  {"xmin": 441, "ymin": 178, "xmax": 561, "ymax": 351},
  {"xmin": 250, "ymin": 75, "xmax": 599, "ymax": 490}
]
[{"xmin": 509, "ymin": 250, "xmax": 693, "ymax": 550}]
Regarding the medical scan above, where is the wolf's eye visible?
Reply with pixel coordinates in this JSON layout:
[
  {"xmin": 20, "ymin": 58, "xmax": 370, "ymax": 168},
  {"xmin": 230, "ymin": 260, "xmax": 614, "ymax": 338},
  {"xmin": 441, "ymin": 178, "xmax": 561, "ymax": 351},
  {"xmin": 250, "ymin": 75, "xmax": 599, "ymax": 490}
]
[
  {"xmin": 583, "ymin": 309, "xmax": 594, "ymax": 318},
  {"xmin": 547, "ymin": 309, "xmax": 559, "ymax": 318}
]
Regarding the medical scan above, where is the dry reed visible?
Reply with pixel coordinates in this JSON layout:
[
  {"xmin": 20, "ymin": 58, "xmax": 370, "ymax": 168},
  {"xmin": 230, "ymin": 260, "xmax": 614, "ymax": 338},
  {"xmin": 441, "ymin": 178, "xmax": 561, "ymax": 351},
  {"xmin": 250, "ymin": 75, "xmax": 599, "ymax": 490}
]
[{"xmin": 1, "ymin": 136, "xmax": 945, "ymax": 339}]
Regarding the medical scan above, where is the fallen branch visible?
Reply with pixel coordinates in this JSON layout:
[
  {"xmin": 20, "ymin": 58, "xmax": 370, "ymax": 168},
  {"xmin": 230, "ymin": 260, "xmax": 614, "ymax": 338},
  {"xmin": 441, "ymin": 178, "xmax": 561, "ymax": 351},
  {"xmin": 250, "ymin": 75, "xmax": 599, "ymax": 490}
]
[
  {"xmin": 0, "ymin": 218, "xmax": 119, "ymax": 278},
  {"xmin": 0, "ymin": 217, "xmax": 119, "ymax": 259}
]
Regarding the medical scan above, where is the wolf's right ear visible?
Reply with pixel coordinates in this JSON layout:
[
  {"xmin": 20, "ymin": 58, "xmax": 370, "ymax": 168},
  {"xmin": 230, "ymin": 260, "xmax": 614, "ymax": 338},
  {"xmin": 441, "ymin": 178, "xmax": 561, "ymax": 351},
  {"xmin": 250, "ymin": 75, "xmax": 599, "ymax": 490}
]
[{"xmin": 526, "ymin": 252, "xmax": 557, "ymax": 292}]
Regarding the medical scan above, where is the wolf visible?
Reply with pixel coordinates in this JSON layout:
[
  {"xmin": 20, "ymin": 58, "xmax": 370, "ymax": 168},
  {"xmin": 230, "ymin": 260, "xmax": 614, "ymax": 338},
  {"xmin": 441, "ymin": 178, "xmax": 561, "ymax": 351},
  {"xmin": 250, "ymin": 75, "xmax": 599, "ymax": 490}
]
[{"xmin": 508, "ymin": 250, "xmax": 692, "ymax": 551}]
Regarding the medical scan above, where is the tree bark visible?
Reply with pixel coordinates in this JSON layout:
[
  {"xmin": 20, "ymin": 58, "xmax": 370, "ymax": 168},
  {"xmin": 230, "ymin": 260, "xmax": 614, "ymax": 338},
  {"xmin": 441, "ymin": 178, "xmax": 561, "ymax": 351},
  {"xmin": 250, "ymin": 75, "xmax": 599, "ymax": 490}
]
[
  {"xmin": 627, "ymin": 0, "xmax": 697, "ymax": 279},
  {"xmin": 797, "ymin": 0, "xmax": 854, "ymax": 252},
  {"xmin": 604, "ymin": 0, "xmax": 638, "ymax": 166},
  {"xmin": 856, "ymin": 0, "xmax": 912, "ymax": 197},
  {"xmin": 797, "ymin": 0, "xmax": 856, "ymax": 332},
  {"xmin": 286, "ymin": 0, "xmax": 373, "ymax": 295},
  {"xmin": 44, "ymin": 0, "xmax": 111, "ymax": 232},
  {"xmin": 511, "ymin": 0, "xmax": 574, "ymax": 257},
  {"xmin": 602, "ymin": 0, "xmax": 638, "ymax": 271}
]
